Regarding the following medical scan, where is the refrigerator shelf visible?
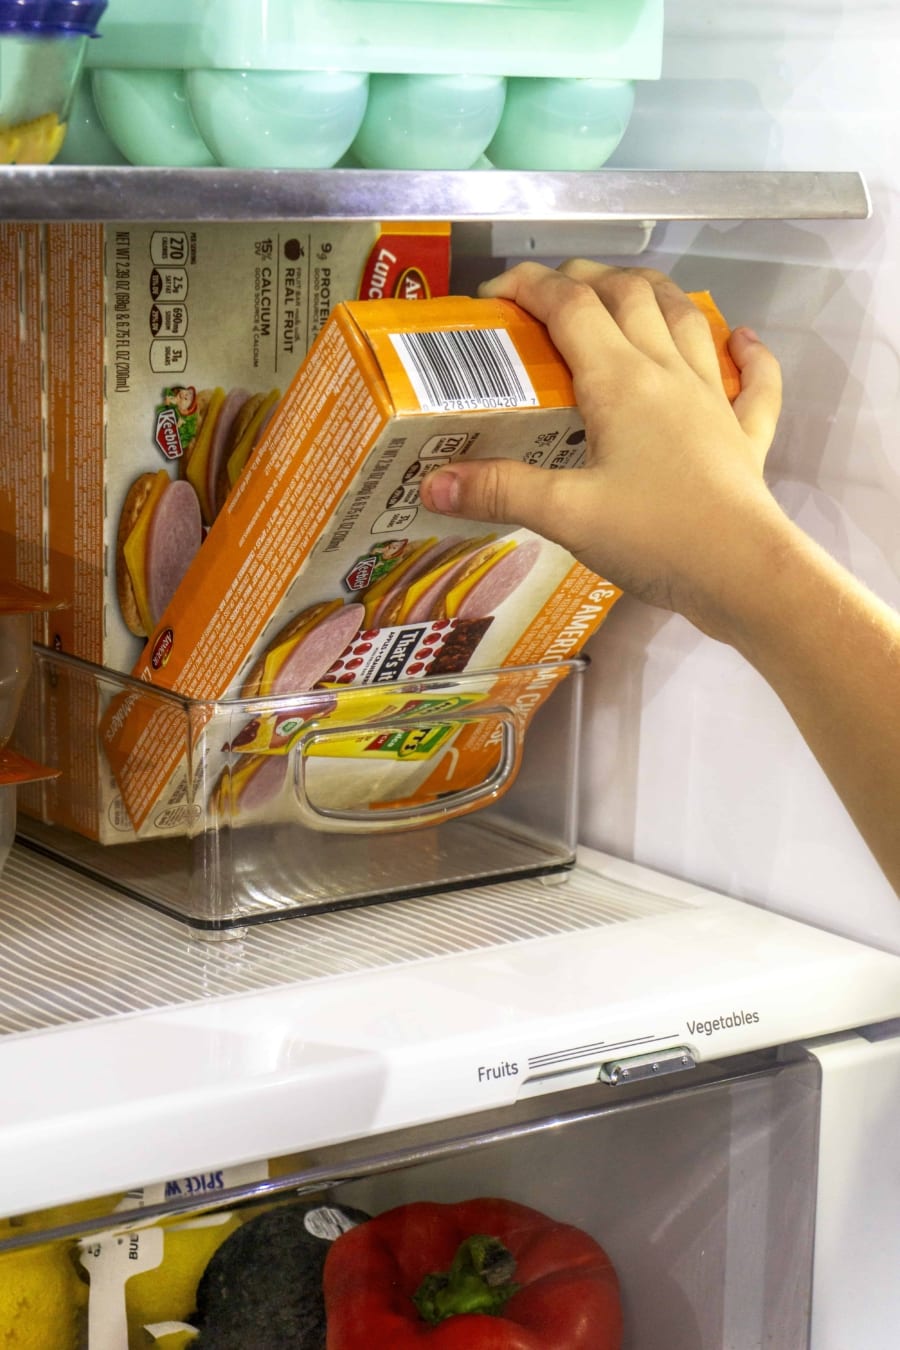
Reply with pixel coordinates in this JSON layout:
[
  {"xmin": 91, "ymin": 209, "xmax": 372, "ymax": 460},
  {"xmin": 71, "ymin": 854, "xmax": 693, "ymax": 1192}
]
[
  {"xmin": 0, "ymin": 841, "xmax": 682, "ymax": 1040},
  {"xmin": 0, "ymin": 166, "xmax": 871, "ymax": 223},
  {"xmin": 0, "ymin": 842, "xmax": 898, "ymax": 1217}
]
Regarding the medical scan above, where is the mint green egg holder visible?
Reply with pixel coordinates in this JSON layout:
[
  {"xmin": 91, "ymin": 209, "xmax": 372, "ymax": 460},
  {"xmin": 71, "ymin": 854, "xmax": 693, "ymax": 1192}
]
[
  {"xmin": 70, "ymin": 0, "xmax": 663, "ymax": 169},
  {"xmin": 85, "ymin": 0, "xmax": 664, "ymax": 81}
]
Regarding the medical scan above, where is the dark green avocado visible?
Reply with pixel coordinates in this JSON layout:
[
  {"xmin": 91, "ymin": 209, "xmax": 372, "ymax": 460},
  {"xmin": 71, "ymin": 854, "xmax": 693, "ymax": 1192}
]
[{"xmin": 193, "ymin": 1201, "xmax": 370, "ymax": 1348}]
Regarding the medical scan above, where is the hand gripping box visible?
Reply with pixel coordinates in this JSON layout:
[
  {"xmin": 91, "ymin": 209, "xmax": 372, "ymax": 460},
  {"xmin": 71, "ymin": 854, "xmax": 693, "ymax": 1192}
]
[{"xmin": 55, "ymin": 290, "xmax": 735, "ymax": 844}]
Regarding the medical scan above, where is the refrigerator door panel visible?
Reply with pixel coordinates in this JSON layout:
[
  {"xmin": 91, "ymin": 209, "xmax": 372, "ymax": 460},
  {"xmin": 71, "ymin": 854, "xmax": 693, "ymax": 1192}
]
[{"xmin": 806, "ymin": 1024, "xmax": 900, "ymax": 1349}]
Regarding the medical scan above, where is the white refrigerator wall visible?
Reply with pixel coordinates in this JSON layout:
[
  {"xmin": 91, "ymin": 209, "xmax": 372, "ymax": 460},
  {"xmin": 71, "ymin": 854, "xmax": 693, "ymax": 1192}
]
[{"xmin": 575, "ymin": 0, "xmax": 900, "ymax": 949}]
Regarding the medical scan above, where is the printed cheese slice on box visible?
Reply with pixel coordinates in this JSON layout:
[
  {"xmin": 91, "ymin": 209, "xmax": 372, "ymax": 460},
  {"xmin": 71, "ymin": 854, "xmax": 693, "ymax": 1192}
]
[{"xmin": 100, "ymin": 290, "xmax": 738, "ymax": 837}]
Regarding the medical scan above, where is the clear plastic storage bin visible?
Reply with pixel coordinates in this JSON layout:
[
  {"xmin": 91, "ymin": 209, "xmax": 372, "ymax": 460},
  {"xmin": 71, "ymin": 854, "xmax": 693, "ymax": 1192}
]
[
  {"xmin": 59, "ymin": 0, "xmax": 662, "ymax": 169},
  {"xmin": 17, "ymin": 647, "xmax": 586, "ymax": 930}
]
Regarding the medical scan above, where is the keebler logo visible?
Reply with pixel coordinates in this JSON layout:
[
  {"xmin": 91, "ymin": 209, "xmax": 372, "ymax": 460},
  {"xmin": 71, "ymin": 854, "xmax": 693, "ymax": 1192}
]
[
  {"xmin": 155, "ymin": 408, "xmax": 183, "ymax": 460},
  {"xmin": 151, "ymin": 628, "xmax": 174, "ymax": 669},
  {"xmin": 394, "ymin": 267, "xmax": 429, "ymax": 301},
  {"xmin": 344, "ymin": 556, "xmax": 378, "ymax": 591}
]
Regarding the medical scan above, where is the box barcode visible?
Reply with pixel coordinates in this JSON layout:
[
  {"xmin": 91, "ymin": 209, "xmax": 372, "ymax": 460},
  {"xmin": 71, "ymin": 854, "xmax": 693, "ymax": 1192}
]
[{"xmin": 389, "ymin": 328, "xmax": 539, "ymax": 412}]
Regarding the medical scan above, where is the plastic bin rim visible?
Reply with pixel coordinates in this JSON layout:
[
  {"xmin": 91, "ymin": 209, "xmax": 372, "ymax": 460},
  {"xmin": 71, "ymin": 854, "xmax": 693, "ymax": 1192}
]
[{"xmin": 31, "ymin": 644, "xmax": 589, "ymax": 714}]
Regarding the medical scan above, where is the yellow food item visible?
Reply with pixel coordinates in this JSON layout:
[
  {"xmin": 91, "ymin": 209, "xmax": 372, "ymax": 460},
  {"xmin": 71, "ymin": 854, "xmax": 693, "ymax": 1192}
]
[
  {"xmin": 2, "ymin": 1194, "xmax": 126, "ymax": 1235},
  {"xmin": 225, "ymin": 389, "xmax": 280, "ymax": 487},
  {"xmin": 122, "ymin": 469, "xmax": 171, "ymax": 636},
  {"xmin": 0, "ymin": 113, "xmax": 66, "ymax": 165},
  {"xmin": 0, "ymin": 1243, "xmax": 84, "ymax": 1349},
  {"xmin": 184, "ymin": 387, "xmax": 226, "ymax": 523},
  {"xmin": 124, "ymin": 1215, "xmax": 242, "ymax": 1347}
]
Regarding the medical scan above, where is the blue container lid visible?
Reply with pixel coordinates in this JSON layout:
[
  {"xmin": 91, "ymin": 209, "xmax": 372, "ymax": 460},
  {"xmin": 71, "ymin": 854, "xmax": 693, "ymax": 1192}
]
[{"xmin": 0, "ymin": 0, "xmax": 107, "ymax": 35}]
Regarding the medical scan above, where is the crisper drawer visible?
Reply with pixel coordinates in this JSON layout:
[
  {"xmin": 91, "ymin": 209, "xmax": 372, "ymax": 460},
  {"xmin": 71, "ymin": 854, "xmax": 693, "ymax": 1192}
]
[
  {"xmin": 0, "ymin": 1049, "xmax": 822, "ymax": 1349},
  {"xmin": 16, "ymin": 648, "xmax": 585, "ymax": 929}
]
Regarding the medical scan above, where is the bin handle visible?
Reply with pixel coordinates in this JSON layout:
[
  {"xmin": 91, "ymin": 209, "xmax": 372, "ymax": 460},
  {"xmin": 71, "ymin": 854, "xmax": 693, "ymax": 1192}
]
[{"xmin": 290, "ymin": 708, "xmax": 521, "ymax": 833}]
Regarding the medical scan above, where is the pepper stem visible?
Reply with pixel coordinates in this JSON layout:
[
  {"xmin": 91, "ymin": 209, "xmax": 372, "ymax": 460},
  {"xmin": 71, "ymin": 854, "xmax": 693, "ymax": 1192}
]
[{"xmin": 412, "ymin": 1234, "xmax": 519, "ymax": 1325}]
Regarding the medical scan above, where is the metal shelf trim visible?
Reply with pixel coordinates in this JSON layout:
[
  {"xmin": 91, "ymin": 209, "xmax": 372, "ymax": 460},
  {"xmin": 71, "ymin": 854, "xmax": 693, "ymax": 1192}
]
[{"xmin": 0, "ymin": 167, "xmax": 870, "ymax": 223}]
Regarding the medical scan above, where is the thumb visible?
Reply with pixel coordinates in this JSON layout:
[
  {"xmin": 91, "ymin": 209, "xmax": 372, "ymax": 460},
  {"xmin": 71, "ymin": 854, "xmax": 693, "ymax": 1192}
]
[
  {"xmin": 420, "ymin": 458, "xmax": 579, "ymax": 544},
  {"xmin": 728, "ymin": 326, "xmax": 783, "ymax": 462}
]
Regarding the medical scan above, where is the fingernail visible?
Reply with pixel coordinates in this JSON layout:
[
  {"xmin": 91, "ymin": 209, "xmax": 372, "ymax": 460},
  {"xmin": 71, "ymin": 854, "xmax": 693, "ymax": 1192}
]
[
  {"xmin": 424, "ymin": 469, "xmax": 461, "ymax": 514},
  {"xmin": 734, "ymin": 326, "xmax": 760, "ymax": 344},
  {"xmin": 477, "ymin": 276, "xmax": 502, "ymax": 298}
]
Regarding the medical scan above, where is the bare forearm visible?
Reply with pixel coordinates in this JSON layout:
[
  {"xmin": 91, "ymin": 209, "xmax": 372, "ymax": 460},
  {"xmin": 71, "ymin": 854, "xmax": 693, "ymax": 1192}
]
[{"xmin": 722, "ymin": 512, "xmax": 900, "ymax": 894}]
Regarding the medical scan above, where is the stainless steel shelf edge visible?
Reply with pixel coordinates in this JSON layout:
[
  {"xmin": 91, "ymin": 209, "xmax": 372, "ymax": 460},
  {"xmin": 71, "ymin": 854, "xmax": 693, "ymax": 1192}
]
[{"xmin": 0, "ymin": 167, "xmax": 871, "ymax": 223}]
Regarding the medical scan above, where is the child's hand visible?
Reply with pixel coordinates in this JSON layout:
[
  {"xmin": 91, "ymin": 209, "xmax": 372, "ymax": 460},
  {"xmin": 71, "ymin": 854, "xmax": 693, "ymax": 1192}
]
[{"xmin": 420, "ymin": 260, "xmax": 784, "ymax": 644}]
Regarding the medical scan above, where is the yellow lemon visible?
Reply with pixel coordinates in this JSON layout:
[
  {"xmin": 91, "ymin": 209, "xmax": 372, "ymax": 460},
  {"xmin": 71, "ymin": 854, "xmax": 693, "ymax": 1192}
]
[
  {"xmin": 0, "ymin": 1242, "xmax": 83, "ymax": 1349},
  {"xmin": 7, "ymin": 1193, "xmax": 126, "ymax": 1236},
  {"xmin": 125, "ymin": 1215, "xmax": 241, "ymax": 1347}
]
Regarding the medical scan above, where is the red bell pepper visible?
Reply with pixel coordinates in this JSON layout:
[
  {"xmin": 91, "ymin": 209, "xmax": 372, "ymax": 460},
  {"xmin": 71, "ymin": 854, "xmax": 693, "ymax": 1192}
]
[{"xmin": 323, "ymin": 1197, "xmax": 622, "ymax": 1349}]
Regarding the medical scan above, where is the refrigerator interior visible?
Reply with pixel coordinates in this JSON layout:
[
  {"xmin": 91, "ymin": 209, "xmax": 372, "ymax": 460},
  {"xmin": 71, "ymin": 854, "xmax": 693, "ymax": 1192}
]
[
  {"xmin": 571, "ymin": 0, "xmax": 900, "ymax": 944},
  {"xmin": 3, "ymin": 1012, "xmax": 900, "ymax": 1347},
  {"xmin": 1, "ymin": 0, "xmax": 900, "ymax": 1345},
  {"xmin": 1, "ymin": 841, "xmax": 899, "ymax": 1349}
]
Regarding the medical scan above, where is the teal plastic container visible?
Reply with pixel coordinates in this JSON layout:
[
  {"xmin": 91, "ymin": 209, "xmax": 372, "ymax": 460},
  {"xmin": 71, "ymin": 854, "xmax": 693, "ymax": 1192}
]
[{"xmin": 62, "ymin": 0, "xmax": 663, "ymax": 170}]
